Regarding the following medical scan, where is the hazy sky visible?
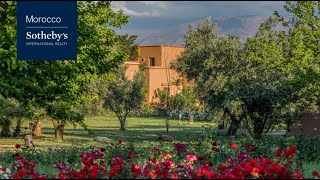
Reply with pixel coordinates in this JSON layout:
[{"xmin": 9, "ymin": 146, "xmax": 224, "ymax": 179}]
[{"xmin": 111, "ymin": 1, "xmax": 288, "ymax": 33}]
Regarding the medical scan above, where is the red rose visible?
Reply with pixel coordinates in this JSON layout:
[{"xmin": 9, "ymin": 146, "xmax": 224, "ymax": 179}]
[
  {"xmin": 15, "ymin": 144, "xmax": 21, "ymax": 149},
  {"xmin": 275, "ymin": 147, "xmax": 282, "ymax": 157},
  {"xmin": 197, "ymin": 155, "xmax": 205, "ymax": 160},
  {"xmin": 212, "ymin": 147, "xmax": 220, "ymax": 152},
  {"xmin": 58, "ymin": 172, "xmax": 66, "ymax": 179},
  {"xmin": 217, "ymin": 165, "xmax": 225, "ymax": 171},
  {"xmin": 128, "ymin": 152, "xmax": 135, "ymax": 158},
  {"xmin": 19, "ymin": 168, "xmax": 27, "ymax": 176},
  {"xmin": 100, "ymin": 147, "xmax": 106, "ymax": 152},
  {"xmin": 231, "ymin": 144, "xmax": 238, "ymax": 150},
  {"xmin": 284, "ymin": 149, "xmax": 291, "ymax": 157},
  {"xmin": 296, "ymin": 173, "xmax": 303, "ymax": 179},
  {"xmin": 290, "ymin": 145, "xmax": 297, "ymax": 155},
  {"xmin": 312, "ymin": 170, "xmax": 319, "ymax": 177}
]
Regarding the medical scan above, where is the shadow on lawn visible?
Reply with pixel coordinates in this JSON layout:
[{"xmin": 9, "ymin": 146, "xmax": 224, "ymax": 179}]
[{"xmin": 40, "ymin": 125, "xmax": 210, "ymax": 144}]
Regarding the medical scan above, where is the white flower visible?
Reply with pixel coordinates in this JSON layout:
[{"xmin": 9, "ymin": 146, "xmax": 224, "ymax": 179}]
[
  {"xmin": 314, "ymin": 128, "xmax": 318, "ymax": 131},
  {"xmin": 3, "ymin": 174, "xmax": 9, "ymax": 179},
  {"xmin": 5, "ymin": 168, "xmax": 10, "ymax": 174}
]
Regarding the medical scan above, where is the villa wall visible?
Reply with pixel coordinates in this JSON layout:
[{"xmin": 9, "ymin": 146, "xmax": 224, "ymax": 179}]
[{"xmin": 125, "ymin": 45, "xmax": 190, "ymax": 103}]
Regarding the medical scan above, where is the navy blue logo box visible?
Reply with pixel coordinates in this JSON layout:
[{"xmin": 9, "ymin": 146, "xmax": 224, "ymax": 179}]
[{"xmin": 17, "ymin": 1, "xmax": 77, "ymax": 60}]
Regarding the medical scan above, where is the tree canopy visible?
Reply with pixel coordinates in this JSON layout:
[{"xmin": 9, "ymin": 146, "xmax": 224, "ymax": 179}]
[
  {"xmin": 0, "ymin": 1, "xmax": 130, "ymax": 129},
  {"xmin": 104, "ymin": 65, "xmax": 146, "ymax": 131},
  {"xmin": 173, "ymin": 1, "xmax": 320, "ymax": 139}
]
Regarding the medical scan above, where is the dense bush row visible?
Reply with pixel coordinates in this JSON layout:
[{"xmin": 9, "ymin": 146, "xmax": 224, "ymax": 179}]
[{"xmin": 0, "ymin": 140, "xmax": 319, "ymax": 179}]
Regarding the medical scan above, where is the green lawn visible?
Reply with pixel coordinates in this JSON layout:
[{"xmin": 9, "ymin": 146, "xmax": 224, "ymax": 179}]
[{"xmin": 0, "ymin": 116, "xmax": 216, "ymax": 151}]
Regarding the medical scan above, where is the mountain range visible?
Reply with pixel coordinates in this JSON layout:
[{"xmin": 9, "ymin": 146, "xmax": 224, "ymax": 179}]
[{"xmin": 128, "ymin": 15, "xmax": 271, "ymax": 46}]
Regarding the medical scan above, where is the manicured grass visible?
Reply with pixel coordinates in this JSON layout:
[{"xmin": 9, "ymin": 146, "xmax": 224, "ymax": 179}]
[{"xmin": 0, "ymin": 116, "xmax": 216, "ymax": 151}]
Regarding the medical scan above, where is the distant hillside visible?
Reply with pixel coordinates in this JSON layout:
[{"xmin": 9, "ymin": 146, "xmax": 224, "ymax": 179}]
[{"xmin": 132, "ymin": 15, "xmax": 270, "ymax": 46}]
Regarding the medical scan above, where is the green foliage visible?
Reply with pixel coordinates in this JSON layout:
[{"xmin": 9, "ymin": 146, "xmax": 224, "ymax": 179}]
[
  {"xmin": 114, "ymin": 34, "xmax": 139, "ymax": 61},
  {"xmin": 0, "ymin": 1, "xmax": 129, "ymax": 129},
  {"xmin": 154, "ymin": 86, "xmax": 198, "ymax": 114},
  {"xmin": 104, "ymin": 66, "xmax": 146, "ymax": 130},
  {"xmin": 46, "ymin": 101, "xmax": 89, "ymax": 132},
  {"xmin": 78, "ymin": 32, "xmax": 139, "ymax": 116},
  {"xmin": 241, "ymin": 1, "xmax": 320, "ymax": 138},
  {"xmin": 173, "ymin": 17, "xmax": 247, "ymax": 136},
  {"xmin": 173, "ymin": 2, "xmax": 320, "ymax": 139},
  {"xmin": 296, "ymin": 134, "xmax": 320, "ymax": 162},
  {"xmin": 0, "ymin": 95, "xmax": 26, "ymax": 137},
  {"xmin": 77, "ymin": 74, "xmax": 115, "ymax": 116}
]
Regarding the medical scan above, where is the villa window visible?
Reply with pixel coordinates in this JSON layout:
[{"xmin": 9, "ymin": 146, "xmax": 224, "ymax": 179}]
[{"xmin": 150, "ymin": 58, "xmax": 156, "ymax": 66}]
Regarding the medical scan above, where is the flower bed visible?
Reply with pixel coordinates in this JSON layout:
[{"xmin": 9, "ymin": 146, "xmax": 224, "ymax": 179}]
[{"xmin": 1, "ymin": 142, "xmax": 319, "ymax": 179}]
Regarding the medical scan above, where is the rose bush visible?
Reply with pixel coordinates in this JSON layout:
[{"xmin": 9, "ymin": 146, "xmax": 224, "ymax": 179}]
[{"xmin": 1, "ymin": 143, "xmax": 319, "ymax": 179}]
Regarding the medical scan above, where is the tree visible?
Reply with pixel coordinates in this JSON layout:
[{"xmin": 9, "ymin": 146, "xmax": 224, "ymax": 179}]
[
  {"xmin": 174, "ymin": 1, "xmax": 320, "ymax": 139},
  {"xmin": 0, "ymin": 95, "xmax": 25, "ymax": 137},
  {"xmin": 114, "ymin": 34, "xmax": 139, "ymax": 61},
  {"xmin": 173, "ymin": 17, "xmax": 247, "ymax": 136},
  {"xmin": 46, "ymin": 101, "xmax": 87, "ymax": 139},
  {"xmin": 104, "ymin": 66, "xmax": 146, "ymax": 131},
  {"xmin": 78, "ymin": 33, "xmax": 140, "ymax": 116},
  {"xmin": 0, "ymin": 1, "xmax": 129, "ymax": 137},
  {"xmin": 154, "ymin": 86, "xmax": 198, "ymax": 114},
  {"xmin": 241, "ymin": 1, "xmax": 320, "ymax": 138}
]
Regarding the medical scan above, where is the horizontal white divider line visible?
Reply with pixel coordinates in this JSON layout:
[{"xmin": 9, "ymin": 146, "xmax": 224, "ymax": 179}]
[{"xmin": 26, "ymin": 27, "xmax": 69, "ymax": 28}]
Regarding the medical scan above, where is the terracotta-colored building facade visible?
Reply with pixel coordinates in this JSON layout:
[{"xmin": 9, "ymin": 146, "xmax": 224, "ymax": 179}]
[{"xmin": 125, "ymin": 45, "xmax": 190, "ymax": 103}]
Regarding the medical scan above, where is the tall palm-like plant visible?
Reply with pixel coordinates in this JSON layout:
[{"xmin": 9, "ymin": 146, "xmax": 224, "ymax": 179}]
[{"xmin": 0, "ymin": 95, "xmax": 24, "ymax": 137}]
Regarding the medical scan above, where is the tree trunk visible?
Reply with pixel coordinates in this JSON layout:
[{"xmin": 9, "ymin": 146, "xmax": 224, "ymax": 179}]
[
  {"xmin": 253, "ymin": 118, "xmax": 264, "ymax": 139},
  {"xmin": 13, "ymin": 117, "xmax": 23, "ymax": 137},
  {"xmin": 286, "ymin": 123, "xmax": 292, "ymax": 133},
  {"xmin": 0, "ymin": 124, "xmax": 11, "ymax": 137},
  {"xmin": 13, "ymin": 125, "xmax": 21, "ymax": 137},
  {"xmin": 54, "ymin": 125, "xmax": 65, "ymax": 139},
  {"xmin": 32, "ymin": 118, "xmax": 42, "ymax": 136},
  {"xmin": 51, "ymin": 119, "xmax": 65, "ymax": 139},
  {"xmin": 119, "ymin": 120, "xmax": 126, "ymax": 131},
  {"xmin": 227, "ymin": 119, "xmax": 241, "ymax": 136},
  {"xmin": 116, "ymin": 112, "xmax": 128, "ymax": 131}
]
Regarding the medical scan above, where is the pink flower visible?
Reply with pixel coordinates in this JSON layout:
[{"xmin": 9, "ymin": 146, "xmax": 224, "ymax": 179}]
[
  {"xmin": 163, "ymin": 153, "xmax": 172, "ymax": 159},
  {"xmin": 112, "ymin": 156, "xmax": 124, "ymax": 166},
  {"xmin": 186, "ymin": 153, "xmax": 197, "ymax": 163},
  {"xmin": 119, "ymin": 140, "xmax": 126, "ymax": 145}
]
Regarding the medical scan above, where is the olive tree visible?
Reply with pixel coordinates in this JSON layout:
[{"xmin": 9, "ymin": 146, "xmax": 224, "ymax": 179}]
[
  {"xmin": 104, "ymin": 66, "xmax": 146, "ymax": 131},
  {"xmin": 173, "ymin": 17, "xmax": 247, "ymax": 136}
]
